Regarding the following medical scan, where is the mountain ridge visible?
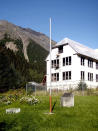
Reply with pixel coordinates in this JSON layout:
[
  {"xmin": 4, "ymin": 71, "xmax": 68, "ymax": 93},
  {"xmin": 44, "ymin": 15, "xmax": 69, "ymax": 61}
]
[
  {"xmin": 0, "ymin": 20, "xmax": 56, "ymax": 61},
  {"xmin": 0, "ymin": 20, "xmax": 54, "ymax": 91}
]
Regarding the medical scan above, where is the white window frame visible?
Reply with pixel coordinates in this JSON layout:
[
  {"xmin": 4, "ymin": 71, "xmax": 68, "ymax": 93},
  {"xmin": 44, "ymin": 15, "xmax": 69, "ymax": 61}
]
[
  {"xmin": 51, "ymin": 73, "xmax": 59, "ymax": 82},
  {"xmin": 51, "ymin": 59, "xmax": 59, "ymax": 69},
  {"xmin": 88, "ymin": 72, "xmax": 93, "ymax": 81},
  {"xmin": 63, "ymin": 56, "xmax": 71, "ymax": 66},
  {"xmin": 96, "ymin": 74, "xmax": 98, "ymax": 82},
  {"xmin": 63, "ymin": 71, "xmax": 71, "ymax": 80},
  {"xmin": 81, "ymin": 57, "xmax": 85, "ymax": 66},
  {"xmin": 81, "ymin": 71, "xmax": 85, "ymax": 80},
  {"xmin": 88, "ymin": 59, "xmax": 93, "ymax": 68}
]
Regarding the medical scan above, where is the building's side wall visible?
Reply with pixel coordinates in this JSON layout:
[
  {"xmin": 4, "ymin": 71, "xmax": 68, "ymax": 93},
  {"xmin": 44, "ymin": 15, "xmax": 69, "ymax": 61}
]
[
  {"xmin": 46, "ymin": 47, "xmax": 58, "ymax": 86},
  {"xmin": 78, "ymin": 57, "xmax": 98, "ymax": 88},
  {"xmin": 46, "ymin": 45, "xmax": 79, "ymax": 90},
  {"xmin": 46, "ymin": 45, "xmax": 98, "ymax": 90}
]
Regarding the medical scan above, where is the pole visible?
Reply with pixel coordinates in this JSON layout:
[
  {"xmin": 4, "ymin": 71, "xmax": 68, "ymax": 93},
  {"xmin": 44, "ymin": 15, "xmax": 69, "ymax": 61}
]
[
  {"xmin": 26, "ymin": 83, "xmax": 27, "ymax": 95},
  {"xmin": 49, "ymin": 18, "xmax": 52, "ymax": 113}
]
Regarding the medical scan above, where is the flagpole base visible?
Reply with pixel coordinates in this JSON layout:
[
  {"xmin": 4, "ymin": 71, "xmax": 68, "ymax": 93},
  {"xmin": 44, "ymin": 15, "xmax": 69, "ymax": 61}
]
[{"xmin": 44, "ymin": 112, "xmax": 54, "ymax": 115}]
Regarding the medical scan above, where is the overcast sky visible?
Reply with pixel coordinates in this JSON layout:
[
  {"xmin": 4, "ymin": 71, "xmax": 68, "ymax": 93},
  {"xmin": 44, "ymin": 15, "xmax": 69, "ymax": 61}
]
[{"xmin": 0, "ymin": 0, "xmax": 98, "ymax": 49}]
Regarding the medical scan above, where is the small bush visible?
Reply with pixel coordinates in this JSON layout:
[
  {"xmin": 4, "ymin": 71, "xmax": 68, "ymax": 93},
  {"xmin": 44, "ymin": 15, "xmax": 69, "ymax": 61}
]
[
  {"xmin": 20, "ymin": 95, "xmax": 39, "ymax": 105},
  {"xmin": 78, "ymin": 81, "xmax": 87, "ymax": 91}
]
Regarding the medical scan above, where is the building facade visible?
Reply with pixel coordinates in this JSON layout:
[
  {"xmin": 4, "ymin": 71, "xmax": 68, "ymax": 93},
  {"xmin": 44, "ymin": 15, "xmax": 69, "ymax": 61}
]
[{"xmin": 46, "ymin": 38, "xmax": 98, "ymax": 90}]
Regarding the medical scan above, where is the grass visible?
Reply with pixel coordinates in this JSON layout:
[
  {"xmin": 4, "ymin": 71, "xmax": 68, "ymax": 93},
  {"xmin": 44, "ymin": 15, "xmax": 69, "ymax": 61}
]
[{"xmin": 0, "ymin": 91, "xmax": 98, "ymax": 131}]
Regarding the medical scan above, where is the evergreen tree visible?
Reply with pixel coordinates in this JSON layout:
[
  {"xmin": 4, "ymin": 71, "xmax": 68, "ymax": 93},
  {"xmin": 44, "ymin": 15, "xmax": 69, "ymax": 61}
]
[{"xmin": 0, "ymin": 34, "xmax": 48, "ymax": 92}]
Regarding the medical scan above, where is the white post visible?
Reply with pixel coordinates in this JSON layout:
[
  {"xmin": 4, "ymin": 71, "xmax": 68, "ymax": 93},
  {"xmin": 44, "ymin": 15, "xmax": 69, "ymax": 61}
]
[
  {"xmin": 49, "ymin": 18, "xmax": 52, "ymax": 113},
  {"xmin": 50, "ymin": 18, "xmax": 52, "ymax": 94}
]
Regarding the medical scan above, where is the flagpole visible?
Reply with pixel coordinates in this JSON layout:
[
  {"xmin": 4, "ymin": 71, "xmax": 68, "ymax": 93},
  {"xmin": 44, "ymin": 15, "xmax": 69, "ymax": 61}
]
[{"xmin": 49, "ymin": 18, "xmax": 52, "ymax": 113}]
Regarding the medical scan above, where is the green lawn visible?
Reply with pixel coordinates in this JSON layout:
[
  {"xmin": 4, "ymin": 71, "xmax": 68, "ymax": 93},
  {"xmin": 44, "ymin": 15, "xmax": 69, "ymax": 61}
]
[{"xmin": 0, "ymin": 93, "xmax": 98, "ymax": 131}]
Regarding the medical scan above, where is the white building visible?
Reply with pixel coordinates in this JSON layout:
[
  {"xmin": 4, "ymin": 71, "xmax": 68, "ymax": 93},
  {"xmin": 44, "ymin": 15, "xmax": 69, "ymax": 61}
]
[{"xmin": 46, "ymin": 38, "xmax": 98, "ymax": 90}]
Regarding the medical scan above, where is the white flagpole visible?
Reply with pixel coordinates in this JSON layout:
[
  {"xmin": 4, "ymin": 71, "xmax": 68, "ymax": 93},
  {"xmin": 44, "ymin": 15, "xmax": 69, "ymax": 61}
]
[{"xmin": 49, "ymin": 18, "xmax": 52, "ymax": 113}]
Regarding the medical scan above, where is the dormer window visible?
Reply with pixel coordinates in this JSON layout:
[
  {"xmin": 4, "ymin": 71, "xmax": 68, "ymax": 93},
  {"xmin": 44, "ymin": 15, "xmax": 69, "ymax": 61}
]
[{"xmin": 58, "ymin": 46, "xmax": 63, "ymax": 53}]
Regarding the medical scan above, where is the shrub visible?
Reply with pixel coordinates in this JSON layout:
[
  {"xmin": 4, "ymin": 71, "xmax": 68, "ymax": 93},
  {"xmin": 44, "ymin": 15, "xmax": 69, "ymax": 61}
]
[
  {"xmin": 77, "ymin": 81, "xmax": 87, "ymax": 91},
  {"xmin": 20, "ymin": 95, "xmax": 39, "ymax": 105}
]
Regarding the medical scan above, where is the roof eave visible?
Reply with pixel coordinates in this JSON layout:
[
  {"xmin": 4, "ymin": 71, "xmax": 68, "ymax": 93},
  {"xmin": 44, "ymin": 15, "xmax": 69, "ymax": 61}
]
[{"xmin": 77, "ymin": 53, "xmax": 98, "ymax": 61}]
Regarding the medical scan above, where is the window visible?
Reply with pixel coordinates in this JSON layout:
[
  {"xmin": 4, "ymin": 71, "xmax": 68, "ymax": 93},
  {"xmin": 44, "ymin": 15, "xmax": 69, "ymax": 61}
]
[
  {"xmin": 63, "ymin": 72, "xmax": 65, "ymax": 80},
  {"xmin": 51, "ymin": 59, "xmax": 59, "ymax": 69},
  {"xmin": 66, "ymin": 57, "xmax": 68, "ymax": 65},
  {"xmin": 51, "ymin": 73, "xmax": 59, "ymax": 82},
  {"xmin": 69, "ymin": 71, "xmax": 71, "ymax": 79},
  {"xmin": 54, "ymin": 60, "xmax": 56, "ymax": 67},
  {"xmin": 96, "ymin": 74, "xmax": 98, "ymax": 82},
  {"xmin": 57, "ymin": 59, "xmax": 59, "ymax": 68},
  {"xmin": 63, "ymin": 71, "xmax": 71, "ymax": 80},
  {"xmin": 88, "ymin": 59, "xmax": 93, "ymax": 68},
  {"xmin": 63, "ymin": 58, "xmax": 65, "ymax": 66},
  {"xmin": 88, "ymin": 72, "xmax": 93, "ymax": 81},
  {"xmin": 81, "ymin": 57, "xmax": 85, "ymax": 66},
  {"xmin": 96, "ymin": 62, "xmax": 98, "ymax": 70},
  {"xmin": 51, "ymin": 60, "xmax": 53, "ymax": 68},
  {"xmin": 66, "ymin": 72, "xmax": 68, "ymax": 80},
  {"xmin": 63, "ymin": 56, "xmax": 71, "ymax": 66},
  {"xmin": 58, "ymin": 46, "xmax": 63, "ymax": 53},
  {"xmin": 81, "ymin": 71, "xmax": 85, "ymax": 80},
  {"xmin": 69, "ymin": 56, "xmax": 71, "ymax": 65},
  {"xmin": 57, "ymin": 73, "xmax": 59, "ymax": 81}
]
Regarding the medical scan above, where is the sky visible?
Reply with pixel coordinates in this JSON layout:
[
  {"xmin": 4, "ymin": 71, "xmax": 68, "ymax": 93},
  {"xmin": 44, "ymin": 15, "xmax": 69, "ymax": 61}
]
[{"xmin": 0, "ymin": 0, "xmax": 98, "ymax": 49}]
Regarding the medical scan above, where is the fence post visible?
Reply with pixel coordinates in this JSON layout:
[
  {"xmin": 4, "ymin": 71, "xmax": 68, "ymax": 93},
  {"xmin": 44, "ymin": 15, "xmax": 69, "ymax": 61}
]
[
  {"xmin": 35, "ymin": 86, "xmax": 36, "ymax": 96},
  {"xmin": 26, "ymin": 83, "xmax": 27, "ymax": 96}
]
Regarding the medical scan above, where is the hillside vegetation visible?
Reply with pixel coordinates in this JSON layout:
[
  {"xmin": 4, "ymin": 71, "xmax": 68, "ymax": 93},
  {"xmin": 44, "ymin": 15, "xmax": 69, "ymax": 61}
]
[{"xmin": 0, "ymin": 34, "xmax": 48, "ymax": 92}]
